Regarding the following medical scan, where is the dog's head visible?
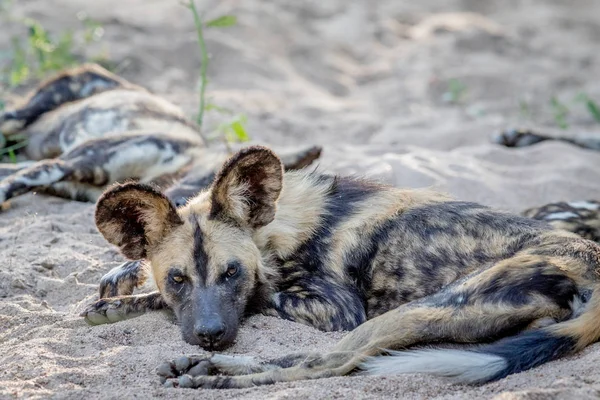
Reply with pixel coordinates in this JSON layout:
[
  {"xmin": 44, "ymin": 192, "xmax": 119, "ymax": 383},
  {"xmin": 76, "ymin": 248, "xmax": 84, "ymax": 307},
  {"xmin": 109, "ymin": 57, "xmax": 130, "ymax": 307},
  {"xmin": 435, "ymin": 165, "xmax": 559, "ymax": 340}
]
[{"xmin": 95, "ymin": 146, "xmax": 283, "ymax": 350}]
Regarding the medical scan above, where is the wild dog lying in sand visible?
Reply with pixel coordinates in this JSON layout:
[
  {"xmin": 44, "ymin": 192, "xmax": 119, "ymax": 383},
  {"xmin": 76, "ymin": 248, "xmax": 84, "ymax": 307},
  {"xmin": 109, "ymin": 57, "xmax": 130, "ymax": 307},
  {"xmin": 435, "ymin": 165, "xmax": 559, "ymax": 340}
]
[
  {"xmin": 0, "ymin": 63, "xmax": 322, "ymax": 209},
  {"xmin": 89, "ymin": 145, "xmax": 600, "ymax": 388},
  {"xmin": 4, "ymin": 64, "xmax": 600, "ymax": 386},
  {"xmin": 84, "ymin": 129, "xmax": 600, "ymax": 324}
]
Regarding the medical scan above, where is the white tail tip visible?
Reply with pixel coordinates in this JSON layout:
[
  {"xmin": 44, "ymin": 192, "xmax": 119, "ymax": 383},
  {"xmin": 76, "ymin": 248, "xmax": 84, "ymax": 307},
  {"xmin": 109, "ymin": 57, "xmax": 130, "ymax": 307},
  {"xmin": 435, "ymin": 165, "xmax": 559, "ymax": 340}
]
[{"xmin": 360, "ymin": 348, "xmax": 507, "ymax": 384}]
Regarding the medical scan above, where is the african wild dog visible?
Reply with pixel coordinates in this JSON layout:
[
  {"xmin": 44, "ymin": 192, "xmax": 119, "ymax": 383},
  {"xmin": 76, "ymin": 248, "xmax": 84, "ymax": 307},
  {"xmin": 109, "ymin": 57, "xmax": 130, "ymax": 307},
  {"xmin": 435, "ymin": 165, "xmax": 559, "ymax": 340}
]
[
  {"xmin": 0, "ymin": 63, "xmax": 322, "ymax": 208},
  {"xmin": 85, "ymin": 130, "xmax": 600, "ymax": 314},
  {"xmin": 85, "ymin": 129, "xmax": 600, "ymax": 315},
  {"xmin": 88, "ymin": 145, "xmax": 600, "ymax": 388}
]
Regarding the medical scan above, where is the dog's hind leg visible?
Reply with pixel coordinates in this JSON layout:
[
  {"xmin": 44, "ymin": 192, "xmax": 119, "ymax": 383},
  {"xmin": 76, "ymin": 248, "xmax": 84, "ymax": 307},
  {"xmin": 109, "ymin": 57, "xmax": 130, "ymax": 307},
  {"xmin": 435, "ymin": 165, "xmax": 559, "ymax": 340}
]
[
  {"xmin": 159, "ymin": 251, "xmax": 587, "ymax": 388},
  {"xmin": 81, "ymin": 291, "xmax": 168, "ymax": 325},
  {"xmin": 0, "ymin": 134, "xmax": 194, "ymax": 206},
  {"xmin": 0, "ymin": 64, "xmax": 134, "ymax": 135}
]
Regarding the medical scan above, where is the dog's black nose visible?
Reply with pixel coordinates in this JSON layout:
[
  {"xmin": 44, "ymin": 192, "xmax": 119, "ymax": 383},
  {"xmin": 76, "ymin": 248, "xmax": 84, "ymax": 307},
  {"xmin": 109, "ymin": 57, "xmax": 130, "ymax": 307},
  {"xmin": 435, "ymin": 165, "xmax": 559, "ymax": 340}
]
[{"xmin": 194, "ymin": 320, "xmax": 225, "ymax": 345}]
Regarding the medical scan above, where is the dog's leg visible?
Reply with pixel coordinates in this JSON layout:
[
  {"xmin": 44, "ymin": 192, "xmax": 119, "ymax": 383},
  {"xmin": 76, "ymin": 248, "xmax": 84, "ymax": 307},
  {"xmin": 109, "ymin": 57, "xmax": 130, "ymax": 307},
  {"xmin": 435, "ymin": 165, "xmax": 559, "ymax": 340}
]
[
  {"xmin": 0, "ymin": 64, "xmax": 131, "ymax": 135},
  {"xmin": 81, "ymin": 291, "xmax": 168, "ymax": 325},
  {"xmin": 40, "ymin": 181, "xmax": 106, "ymax": 203},
  {"xmin": 98, "ymin": 260, "xmax": 147, "ymax": 299},
  {"xmin": 523, "ymin": 201, "xmax": 600, "ymax": 243},
  {"xmin": 0, "ymin": 159, "xmax": 76, "ymax": 204},
  {"xmin": 493, "ymin": 129, "xmax": 552, "ymax": 148},
  {"xmin": 494, "ymin": 128, "xmax": 600, "ymax": 151},
  {"xmin": 0, "ymin": 157, "xmax": 106, "ymax": 203},
  {"xmin": 262, "ymin": 278, "xmax": 366, "ymax": 331},
  {"xmin": 0, "ymin": 134, "xmax": 194, "ymax": 206},
  {"xmin": 0, "ymin": 162, "xmax": 35, "ymax": 179},
  {"xmin": 81, "ymin": 261, "xmax": 154, "ymax": 326},
  {"xmin": 159, "ymin": 252, "xmax": 583, "ymax": 388}
]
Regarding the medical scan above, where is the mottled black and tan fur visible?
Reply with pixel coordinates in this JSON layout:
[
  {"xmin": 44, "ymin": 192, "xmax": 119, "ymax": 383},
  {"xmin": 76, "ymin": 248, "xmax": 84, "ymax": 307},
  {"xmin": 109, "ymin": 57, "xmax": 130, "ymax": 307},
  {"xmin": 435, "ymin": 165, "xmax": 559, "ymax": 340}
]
[{"xmin": 88, "ymin": 145, "xmax": 600, "ymax": 389}]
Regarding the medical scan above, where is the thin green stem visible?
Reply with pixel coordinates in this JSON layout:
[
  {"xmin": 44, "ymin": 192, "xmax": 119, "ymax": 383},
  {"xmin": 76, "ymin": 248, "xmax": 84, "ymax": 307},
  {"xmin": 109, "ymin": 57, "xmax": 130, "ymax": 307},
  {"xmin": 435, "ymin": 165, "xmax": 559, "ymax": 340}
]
[{"xmin": 188, "ymin": 0, "xmax": 210, "ymax": 145}]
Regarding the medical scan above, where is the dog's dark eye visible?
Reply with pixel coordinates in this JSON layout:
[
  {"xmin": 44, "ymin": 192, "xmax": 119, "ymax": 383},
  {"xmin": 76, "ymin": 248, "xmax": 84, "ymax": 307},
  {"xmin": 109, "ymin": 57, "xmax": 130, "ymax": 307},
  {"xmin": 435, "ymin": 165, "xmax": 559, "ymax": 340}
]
[
  {"xmin": 225, "ymin": 264, "xmax": 238, "ymax": 278},
  {"xmin": 168, "ymin": 270, "xmax": 186, "ymax": 284}
]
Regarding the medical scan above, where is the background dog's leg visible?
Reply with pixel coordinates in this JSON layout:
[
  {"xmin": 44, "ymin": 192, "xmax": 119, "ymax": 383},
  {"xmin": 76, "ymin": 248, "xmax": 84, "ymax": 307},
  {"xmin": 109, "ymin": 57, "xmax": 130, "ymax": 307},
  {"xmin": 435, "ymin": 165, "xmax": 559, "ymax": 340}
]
[
  {"xmin": 494, "ymin": 128, "xmax": 600, "ymax": 151},
  {"xmin": 41, "ymin": 181, "xmax": 106, "ymax": 202},
  {"xmin": 160, "ymin": 251, "xmax": 583, "ymax": 388},
  {"xmin": 81, "ymin": 291, "xmax": 167, "ymax": 325},
  {"xmin": 0, "ymin": 159, "xmax": 75, "ymax": 204},
  {"xmin": 493, "ymin": 129, "xmax": 552, "ymax": 147},
  {"xmin": 0, "ymin": 134, "xmax": 194, "ymax": 206},
  {"xmin": 0, "ymin": 157, "xmax": 107, "ymax": 204},
  {"xmin": 0, "ymin": 162, "xmax": 35, "ymax": 179},
  {"xmin": 0, "ymin": 64, "xmax": 131, "ymax": 135}
]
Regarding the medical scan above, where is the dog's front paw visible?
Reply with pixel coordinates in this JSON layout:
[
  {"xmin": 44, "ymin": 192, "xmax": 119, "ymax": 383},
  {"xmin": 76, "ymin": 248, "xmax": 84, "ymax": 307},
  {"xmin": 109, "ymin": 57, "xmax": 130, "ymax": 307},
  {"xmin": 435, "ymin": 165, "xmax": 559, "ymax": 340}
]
[
  {"xmin": 80, "ymin": 298, "xmax": 141, "ymax": 325},
  {"xmin": 157, "ymin": 355, "xmax": 212, "ymax": 385},
  {"xmin": 158, "ymin": 354, "xmax": 271, "ymax": 388}
]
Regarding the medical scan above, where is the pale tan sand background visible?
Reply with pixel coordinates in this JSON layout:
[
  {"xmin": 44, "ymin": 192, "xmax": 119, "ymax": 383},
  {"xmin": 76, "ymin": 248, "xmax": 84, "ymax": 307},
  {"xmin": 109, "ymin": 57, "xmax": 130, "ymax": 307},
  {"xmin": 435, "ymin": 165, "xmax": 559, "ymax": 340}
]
[{"xmin": 2, "ymin": 0, "xmax": 600, "ymax": 399}]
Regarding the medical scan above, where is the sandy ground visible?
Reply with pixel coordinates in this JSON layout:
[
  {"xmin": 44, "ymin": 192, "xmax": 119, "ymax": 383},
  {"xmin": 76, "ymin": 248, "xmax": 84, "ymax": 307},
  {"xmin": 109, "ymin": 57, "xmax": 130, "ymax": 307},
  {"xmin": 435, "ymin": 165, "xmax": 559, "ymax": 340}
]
[{"xmin": 2, "ymin": 0, "xmax": 600, "ymax": 399}]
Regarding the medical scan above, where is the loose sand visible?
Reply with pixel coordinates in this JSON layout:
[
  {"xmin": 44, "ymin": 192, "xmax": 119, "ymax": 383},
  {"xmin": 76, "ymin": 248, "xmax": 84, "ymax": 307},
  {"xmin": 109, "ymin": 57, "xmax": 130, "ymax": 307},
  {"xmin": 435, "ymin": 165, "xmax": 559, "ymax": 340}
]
[{"xmin": 2, "ymin": 0, "xmax": 600, "ymax": 398}]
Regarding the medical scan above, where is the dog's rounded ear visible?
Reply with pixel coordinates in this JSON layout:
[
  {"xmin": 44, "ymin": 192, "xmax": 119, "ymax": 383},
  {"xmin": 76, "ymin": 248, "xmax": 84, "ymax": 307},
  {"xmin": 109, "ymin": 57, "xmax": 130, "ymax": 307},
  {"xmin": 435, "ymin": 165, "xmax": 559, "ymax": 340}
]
[
  {"xmin": 210, "ymin": 146, "xmax": 283, "ymax": 228},
  {"xmin": 95, "ymin": 182, "xmax": 183, "ymax": 259}
]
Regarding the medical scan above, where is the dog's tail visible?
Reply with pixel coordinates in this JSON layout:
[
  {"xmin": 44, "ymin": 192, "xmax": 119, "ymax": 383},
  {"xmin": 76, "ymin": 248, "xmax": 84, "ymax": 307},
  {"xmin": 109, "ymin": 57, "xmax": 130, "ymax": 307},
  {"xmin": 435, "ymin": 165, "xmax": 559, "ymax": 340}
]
[{"xmin": 361, "ymin": 287, "xmax": 600, "ymax": 384}]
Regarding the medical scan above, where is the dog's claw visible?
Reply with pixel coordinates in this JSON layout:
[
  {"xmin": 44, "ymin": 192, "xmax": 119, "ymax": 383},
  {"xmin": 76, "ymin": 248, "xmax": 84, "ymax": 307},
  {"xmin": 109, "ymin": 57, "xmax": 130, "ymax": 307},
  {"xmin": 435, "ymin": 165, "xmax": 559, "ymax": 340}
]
[
  {"xmin": 173, "ymin": 356, "xmax": 191, "ymax": 373},
  {"xmin": 156, "ymin": 361, "xmax": 176, "ymax": 379},
  {"xmin": 163, "ymin": 379, "xmax": 177, "ymax": 388},
  {"xmin": 187, "ymin": 362, "xmax": 210, "ymax": 376},
  {"xmin": 178, "ymin": 375, "xmax": 195, "ymax": 388}
]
